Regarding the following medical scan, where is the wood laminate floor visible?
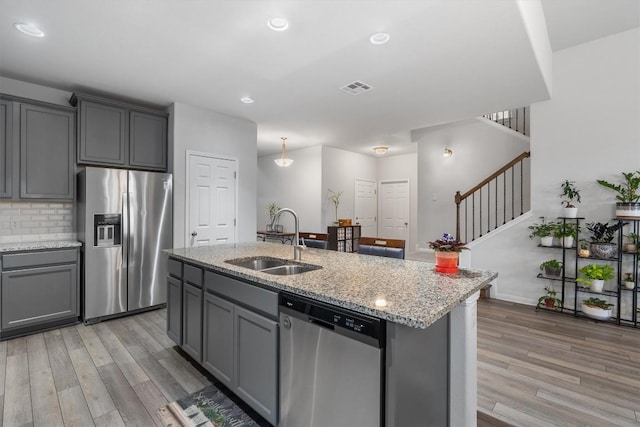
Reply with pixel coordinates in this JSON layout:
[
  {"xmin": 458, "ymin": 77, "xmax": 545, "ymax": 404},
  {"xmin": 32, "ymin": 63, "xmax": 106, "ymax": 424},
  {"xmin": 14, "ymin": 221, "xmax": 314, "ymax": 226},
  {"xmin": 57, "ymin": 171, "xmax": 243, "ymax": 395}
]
[{"xmin": 0, "ymin": 300, "xmax": 638, "ymax": 426}]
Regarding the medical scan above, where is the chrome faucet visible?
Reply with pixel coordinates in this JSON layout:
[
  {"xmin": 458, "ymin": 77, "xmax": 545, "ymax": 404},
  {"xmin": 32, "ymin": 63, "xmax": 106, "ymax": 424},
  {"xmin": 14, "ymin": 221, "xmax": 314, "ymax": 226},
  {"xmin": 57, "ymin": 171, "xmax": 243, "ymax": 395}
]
[{"xmin": 271, "ymin": 208, "xmax": 305, "ymax": 260}]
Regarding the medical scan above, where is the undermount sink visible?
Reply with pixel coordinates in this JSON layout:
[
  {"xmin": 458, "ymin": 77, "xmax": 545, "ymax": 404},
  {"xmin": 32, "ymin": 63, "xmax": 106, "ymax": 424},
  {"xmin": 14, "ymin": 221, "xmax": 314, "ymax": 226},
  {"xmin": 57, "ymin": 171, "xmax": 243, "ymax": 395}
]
[{"xmin": 225, "ymin": 256, "xmax": 321, "ymax": 276}]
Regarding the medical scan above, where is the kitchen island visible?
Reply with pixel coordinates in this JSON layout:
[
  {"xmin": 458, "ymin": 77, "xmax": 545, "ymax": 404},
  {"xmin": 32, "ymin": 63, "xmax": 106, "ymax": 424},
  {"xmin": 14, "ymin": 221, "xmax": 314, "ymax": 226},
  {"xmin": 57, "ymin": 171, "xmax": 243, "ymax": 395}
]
[{"xmin": 165, "ymin": 242, "xmax": 497, "ymax": 427}]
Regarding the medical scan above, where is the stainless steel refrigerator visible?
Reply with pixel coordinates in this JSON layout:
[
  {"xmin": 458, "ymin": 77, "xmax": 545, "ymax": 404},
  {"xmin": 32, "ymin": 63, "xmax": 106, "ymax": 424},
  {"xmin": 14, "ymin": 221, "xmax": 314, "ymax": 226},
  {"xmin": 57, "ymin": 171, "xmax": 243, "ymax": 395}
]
[{"xmin": 77, "ymin": 167, "xmax": 173, "ymax": 323}]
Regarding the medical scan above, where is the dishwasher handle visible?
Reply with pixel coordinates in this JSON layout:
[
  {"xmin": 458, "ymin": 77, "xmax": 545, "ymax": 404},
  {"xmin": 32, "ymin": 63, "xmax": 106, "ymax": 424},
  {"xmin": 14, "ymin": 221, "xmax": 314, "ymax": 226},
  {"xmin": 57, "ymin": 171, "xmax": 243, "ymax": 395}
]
[{"xmin": 309, "ymin": 317, "xmax": 335, "ymax": 331}]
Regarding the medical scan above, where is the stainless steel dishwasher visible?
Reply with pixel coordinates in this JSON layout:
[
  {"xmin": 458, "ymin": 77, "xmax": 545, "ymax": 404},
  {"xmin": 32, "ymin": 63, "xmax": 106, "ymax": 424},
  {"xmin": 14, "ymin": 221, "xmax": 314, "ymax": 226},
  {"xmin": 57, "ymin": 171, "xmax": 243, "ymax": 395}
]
[{"xmin": 279, "ymin": 292, "xmax": 385, "ymax": 427}]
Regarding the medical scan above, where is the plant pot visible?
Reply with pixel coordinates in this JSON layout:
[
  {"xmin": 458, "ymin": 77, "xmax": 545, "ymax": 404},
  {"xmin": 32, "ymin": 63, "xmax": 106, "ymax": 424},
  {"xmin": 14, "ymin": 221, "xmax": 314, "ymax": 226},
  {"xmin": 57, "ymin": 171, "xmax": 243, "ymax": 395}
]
[
  {"xmin": 624, "ymin": 243, "xmax": 637, "ymax": 253},
  {"xmin": 544, "ymin": 267, "xmax": 561, "ymax": 278},
  {"xmin": 616, "ymin": 202, "xmax": 640, "ymax": 219},
  {"xmin": 589, "ymin": 279, "xmax": 605, "ymax": 293},
  {"xmin": 582, "ymin": 304, "xmax": 613, "ymax": 320},
  {"xmin": 563, "ymin": 207, "xmax": 578, "ymax": 218},
  {"xmin": 540, "ymin": 236, "xmax": 554, "ymax": 247},
  {"xmin": 434, "ymin": 251, "xmax": 459, "ymax": 274},
  {"xmin": 562, "ymin": 236, "xmax": 574, "ymax": 248},
  {"xmin": 624, "ymin": 280, "xmax": 635, "ymax": 290},
  {"xmin": 589, "ymin": 243, "xmax": 617, "ymax": 259},
  {"xmin": 544, "ymin": 298, "xmax": 556, "ymax": 308},
  {"xmin": 578, "ymin": 248, "xmax": 590, "ymax": 257}
]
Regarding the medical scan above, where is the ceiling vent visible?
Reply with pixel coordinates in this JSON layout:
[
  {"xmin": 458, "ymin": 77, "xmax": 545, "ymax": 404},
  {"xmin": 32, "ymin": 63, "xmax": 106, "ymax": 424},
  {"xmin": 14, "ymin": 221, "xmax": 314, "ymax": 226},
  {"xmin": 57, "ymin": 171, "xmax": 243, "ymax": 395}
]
[{"xmin": 339, "ymin": 81, "xmax": 374, "ymax": 95}]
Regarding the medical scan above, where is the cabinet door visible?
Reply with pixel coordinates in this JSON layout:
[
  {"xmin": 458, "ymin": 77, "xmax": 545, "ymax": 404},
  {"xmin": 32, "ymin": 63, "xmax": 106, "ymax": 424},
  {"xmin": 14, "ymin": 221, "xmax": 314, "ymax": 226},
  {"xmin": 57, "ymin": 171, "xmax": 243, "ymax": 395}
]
[
  {"xmin": 20, "ymin": 103, "xmax": 75, "ymax": 199},
  {"xmin": 1, "ymin": 263, "xmax": 78, "ymax": 330},
  {"xmin": 129, "ymin": 111, "xmax": 167, "ymax": 171},
  {"xmin": 234, "ymin": 305, "xmax": 278, "ymax": 425},
  {"xmin": 203, "ymin": 293, "xmax": 234, "ymax": 389},
  {"xmin": 182, "ymin": 282, "xmax": 202, "ymax": 362},
  {"xmin": 166, "ymin": 276, "xmax": 182, "ymax": 345},
  {"xmin": 78, "ymin": 100, "xmax": 128, "ymax": 166},
  {"xmin": 0, "ymin": 99, "xmax": 13, "ymax": 198}
]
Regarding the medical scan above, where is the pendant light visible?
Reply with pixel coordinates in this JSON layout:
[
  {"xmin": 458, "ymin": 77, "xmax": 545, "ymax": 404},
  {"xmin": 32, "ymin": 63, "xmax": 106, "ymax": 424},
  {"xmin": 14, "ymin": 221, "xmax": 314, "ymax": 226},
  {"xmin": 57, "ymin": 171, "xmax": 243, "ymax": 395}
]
[{"xmin": 274, "ymin": 137, "xmax": 294, "ymax": 167}]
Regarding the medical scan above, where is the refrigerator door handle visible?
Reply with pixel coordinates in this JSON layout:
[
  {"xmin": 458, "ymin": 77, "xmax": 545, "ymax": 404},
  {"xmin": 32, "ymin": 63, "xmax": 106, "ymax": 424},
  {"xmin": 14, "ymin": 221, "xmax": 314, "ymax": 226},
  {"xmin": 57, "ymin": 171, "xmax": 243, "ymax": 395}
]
[{"xmin": 122, "ymin": 192, "xmax": 129, "ymax": 269}]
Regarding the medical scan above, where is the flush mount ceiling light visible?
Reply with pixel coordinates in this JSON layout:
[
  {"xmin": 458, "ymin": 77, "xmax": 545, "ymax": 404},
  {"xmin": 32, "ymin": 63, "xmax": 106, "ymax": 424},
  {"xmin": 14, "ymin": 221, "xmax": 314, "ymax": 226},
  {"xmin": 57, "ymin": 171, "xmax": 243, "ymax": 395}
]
[
  {"xmin": 274, "ymin": 137, "xmax": 294, "ymax": 167},
  {"xmin": 373, "ymin": 146, "xmax": 388, "ymax": 155},
  {"xmin": 240, "ymin": 97, "xmax": 255, "ymax": 104},
  {"xmin": 14, "ymin": 23, "xmax": 44, "ymax": 37},
  {"xmin": 443, "ymin": 148, "xmax": 453, "ymax": 158},
  {"xmin": 370, "ymin": 32, "xmax": 390, "ymax": 45},
  {"xmin": 267, "ymin": 17, "xmax": 289, "ymax": 31}
]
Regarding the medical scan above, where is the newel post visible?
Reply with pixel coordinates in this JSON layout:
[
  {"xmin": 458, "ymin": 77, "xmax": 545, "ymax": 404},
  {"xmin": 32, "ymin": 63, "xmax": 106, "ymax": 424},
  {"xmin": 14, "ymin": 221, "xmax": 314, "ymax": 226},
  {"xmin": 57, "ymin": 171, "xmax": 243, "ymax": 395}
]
[{"xmin": 455, "ymin": 191, "xmax": 462, "ymax": 240}]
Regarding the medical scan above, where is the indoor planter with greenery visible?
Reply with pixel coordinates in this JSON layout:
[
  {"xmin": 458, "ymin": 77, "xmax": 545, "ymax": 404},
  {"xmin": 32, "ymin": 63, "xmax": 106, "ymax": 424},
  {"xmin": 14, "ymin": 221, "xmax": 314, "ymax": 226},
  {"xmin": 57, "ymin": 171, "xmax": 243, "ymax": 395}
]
[
  {"xmin": 428, "ymin": 233, "xmax": 469, "ymax": 274},
  {"xmin": 623, "ymin": 272, "xmax": 635, "ymax": 290},
  {"xmin": 528, "ymin": 221, "xmax": 559, "ymax": 247},
  {"xmin": 327, "ymin": 188, "xmax": 343, "ymax": 224},
  {"xmin": 597, "ymin": 170, "xmax": 640, "ymax": 218},
  {"xmin": 560, "ymin": 180, "xmax": 581, "ymax": 218},
  {"xmin": 266, "ymin": 202, "xmax": 281, "ymax": 232},
  {"xmin": 540, "ymin": 259, "xmax": 563, "ymax": 278},
  {"xmin": 553, "ymin": 222, "xmax": 580, "ymax": 248},
  {"xmin": 623, "ymin": 232, "xmax": 638, "ymax": 253},
  {"xmin": 581, "ymin": 297, "xmax": 614, "ymax": 320},
  {"xmin": 585, "ymin": 221, "xmax": 626, "ymax": 259},
  {"xmin": 578, "ymin": 239, "xmax": 590, "ymax": 257},
  {"xmin": 576, "ymin": 263, "xmax": 615, "ymax": 293},
  {"xmin": 537, "ymin": 286, "xmax": 562, "ymax": 309}
]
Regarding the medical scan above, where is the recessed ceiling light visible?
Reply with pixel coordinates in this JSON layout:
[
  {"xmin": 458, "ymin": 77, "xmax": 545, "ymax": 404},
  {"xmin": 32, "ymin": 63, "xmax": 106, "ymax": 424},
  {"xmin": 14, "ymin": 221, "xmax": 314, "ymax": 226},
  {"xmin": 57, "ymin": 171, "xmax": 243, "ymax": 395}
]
[
  {"xmin": 370, "ymin": 32, "xmax": 390, "ymax": 45},
  {"xmin": 240, "ymin": 97, "xmax": 255, "ymax": 104},
  {"xmin": 267, "ymin": 17, "xmax": 289, "ymax": 32},
  {"xmin": 373, "ymin": 146, "xmax": 388, "ymax": 155},
  {"xmin": 14, "ymin": 23, "xmax": 44, "ymax": 38}
]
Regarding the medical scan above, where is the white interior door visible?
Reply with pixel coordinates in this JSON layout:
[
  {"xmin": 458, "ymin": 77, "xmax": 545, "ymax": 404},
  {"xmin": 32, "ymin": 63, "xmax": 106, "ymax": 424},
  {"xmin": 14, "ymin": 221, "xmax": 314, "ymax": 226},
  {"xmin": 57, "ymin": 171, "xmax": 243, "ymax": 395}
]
[
  {"xmin": 187, "ymin": 152, "xmax": 237, "ymax": 247},
  {"xmin": 379, "ymin": 180, "xmax": 409, "ymax": 241},
  {"xmin": 354, "ymin": 178, "xmax": 377, "ymax": 237}
]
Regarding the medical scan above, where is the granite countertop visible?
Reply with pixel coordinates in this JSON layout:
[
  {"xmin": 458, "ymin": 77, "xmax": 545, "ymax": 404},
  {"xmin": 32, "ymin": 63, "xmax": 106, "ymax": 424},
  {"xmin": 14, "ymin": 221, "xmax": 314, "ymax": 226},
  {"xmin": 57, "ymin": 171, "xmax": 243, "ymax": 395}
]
[
  {"xmin": 166, "ymin": 242, "xmax": 497, "ymax": 329},
  {"xmin": 0, "ymin": 240, "xmax": 82, "ymax": 253}
]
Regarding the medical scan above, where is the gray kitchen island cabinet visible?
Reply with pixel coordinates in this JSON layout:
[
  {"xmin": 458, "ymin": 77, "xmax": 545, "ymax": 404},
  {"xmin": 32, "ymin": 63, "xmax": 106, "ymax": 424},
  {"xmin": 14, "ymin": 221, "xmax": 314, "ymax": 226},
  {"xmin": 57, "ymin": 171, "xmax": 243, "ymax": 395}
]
[
  {"xmin": 71, "ymin": 93, "xmax": 168, "ymax": 171},
  {"xmin": 0, "ymin": 247, "xmax": 80, "ymax": 339},
  {"xmin": 166, "ymin": 258, "xmax": 183, "ymax": 345},
  {"xmin": 182, "ymin": 263, "xmax": 204, "ymax": 362},
  {"xmin": 0, "ymin": 95, "xmax": 75, "ymax": 200}
]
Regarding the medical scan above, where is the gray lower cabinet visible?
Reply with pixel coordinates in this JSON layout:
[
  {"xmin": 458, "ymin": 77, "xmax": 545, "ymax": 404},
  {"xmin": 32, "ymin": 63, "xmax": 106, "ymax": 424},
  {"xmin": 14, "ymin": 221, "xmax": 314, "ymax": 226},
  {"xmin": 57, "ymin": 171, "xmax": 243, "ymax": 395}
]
[
  {"xmin": 182, "ymin": 281, "xmax": 203, "ymax": 362},
  {"xmin": 0, "ymin": 248, "xmax": 80, "ymax": 338},
  {"xmin": 203, "ymin": 271, "xmax": 278, "ymax": 425},
  {"xmin": 166, "ymin": 275, "xmax": 182, "ymax": 345},
  {"xmin": 0, "ymin": 98, "xmax": 12, "ymax": 198}
]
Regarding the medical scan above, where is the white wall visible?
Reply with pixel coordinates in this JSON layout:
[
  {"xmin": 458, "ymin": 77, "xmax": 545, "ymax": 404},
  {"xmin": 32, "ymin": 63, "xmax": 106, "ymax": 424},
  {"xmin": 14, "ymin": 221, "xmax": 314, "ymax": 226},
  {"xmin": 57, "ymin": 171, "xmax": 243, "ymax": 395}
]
[
  {"xmin": 257, "ymin": 145, "xmax": 323, "ymax": 233},
  {"xmin": 469, "ymin": 28, "xmax": 640, "ymax": 305},
  {"xmin": 377, "ymin": 153, "xmax": 418, "ymax": 252},
  {"xmin": 416, "ymin": 118, "xmax": 531, "ymax": 245},
  {"xmin": 171, "ymin": 102, "xmax": 257, "ymax": 247},
  {"xmin": 322, "ymin": 146, "xmax": 377, "ymax": 227}
]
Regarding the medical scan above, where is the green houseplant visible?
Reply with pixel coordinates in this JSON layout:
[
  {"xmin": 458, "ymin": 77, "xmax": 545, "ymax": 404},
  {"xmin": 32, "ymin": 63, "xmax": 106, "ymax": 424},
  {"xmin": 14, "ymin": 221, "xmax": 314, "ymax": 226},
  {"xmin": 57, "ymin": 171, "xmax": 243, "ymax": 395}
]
[
  {"xmin": 597, "ymin": 170, "xmax": 640, "ymax": 218},
  {"xmin": 528, "ymin": 221, "xmax": 559, "ymax": 247},
  {"xmin": 623, "ymin": 272, "xmax": 635, "ymax": 290},
  {"xmin": 585, "ymin": 221, "xmax": 625, "ymax": 258},
  {"xmin": 553, "ymin": 222, "xmax": 580, "ymax": 248},
  {"xmin": 266, "ymin": 202, "xmax": 281, "ymax": 232},
  {"xmin": 582, "ymin": 297, "xmax": 614, "ymax": 320},
  {"xmin": 540, "ymin": 259, "xmax": 563, "ymax": 277},
  {"xmin": 560, "ymin": 180, "xmax": 581, "ymax": 218},
  {"xmin": 576, "ymin": 263, "xmax": 615, "ymax": 293},
  {"xmin": 428, "ymin": 233, "xmax": 469, "ymax": 274},
  {"xmin": 327, "ymin": 188, "xmax": 343, "ymax": 224},
  {"xmin": 538, "ymin": 286, "xmax": 562, "ymax": 309},
  {"xmin": 624, "ymin": 232, "xmax": 638, "ymax": 252}
]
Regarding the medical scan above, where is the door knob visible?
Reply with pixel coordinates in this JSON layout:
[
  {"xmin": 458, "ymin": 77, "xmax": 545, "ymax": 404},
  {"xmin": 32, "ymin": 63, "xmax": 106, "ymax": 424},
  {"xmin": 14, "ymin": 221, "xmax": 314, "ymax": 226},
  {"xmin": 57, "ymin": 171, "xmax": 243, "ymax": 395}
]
[{"xmin": 191, "ymin": 231, "xmax": 198, "ymax": 237}]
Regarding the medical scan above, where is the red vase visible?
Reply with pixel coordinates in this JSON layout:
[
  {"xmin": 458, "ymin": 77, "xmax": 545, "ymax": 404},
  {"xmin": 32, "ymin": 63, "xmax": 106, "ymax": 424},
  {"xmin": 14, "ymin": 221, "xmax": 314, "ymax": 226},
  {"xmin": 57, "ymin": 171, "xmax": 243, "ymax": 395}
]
[{"xmin": 435, "ymin": 251, "xmax": 459, "ymax": 274}]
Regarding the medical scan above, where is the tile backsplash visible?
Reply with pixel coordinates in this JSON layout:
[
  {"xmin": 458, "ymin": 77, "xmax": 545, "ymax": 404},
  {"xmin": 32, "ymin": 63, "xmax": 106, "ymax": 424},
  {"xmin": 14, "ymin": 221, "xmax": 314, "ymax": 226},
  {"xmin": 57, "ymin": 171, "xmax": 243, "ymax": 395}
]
[{"xmin": 0, "ymin": 201, "xmax": 75, "ymax": 243}]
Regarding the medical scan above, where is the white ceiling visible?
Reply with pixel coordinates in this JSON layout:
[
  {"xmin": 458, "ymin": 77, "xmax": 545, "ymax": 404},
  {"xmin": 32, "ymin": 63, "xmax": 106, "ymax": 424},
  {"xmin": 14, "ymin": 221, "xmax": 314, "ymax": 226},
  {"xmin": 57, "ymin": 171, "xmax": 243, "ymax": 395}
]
[{"xmin": 0, "ymin": 1, "xmax": 638, "ymax": 157}]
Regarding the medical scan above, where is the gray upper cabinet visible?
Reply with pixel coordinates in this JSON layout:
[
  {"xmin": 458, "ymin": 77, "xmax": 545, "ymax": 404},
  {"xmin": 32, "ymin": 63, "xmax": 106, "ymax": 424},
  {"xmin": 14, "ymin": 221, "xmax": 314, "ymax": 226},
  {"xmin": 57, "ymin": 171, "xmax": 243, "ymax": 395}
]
[
  {"xmin": 71, "ymin": 93, "xmax": 168, "ymax": 171},
  {"xmin": 0, "ymin": 99, "xmax": 13, "ymax": 198},
  {"xmin": 20, "ymin": 103, "xmax": 75, "ymax": 199}
]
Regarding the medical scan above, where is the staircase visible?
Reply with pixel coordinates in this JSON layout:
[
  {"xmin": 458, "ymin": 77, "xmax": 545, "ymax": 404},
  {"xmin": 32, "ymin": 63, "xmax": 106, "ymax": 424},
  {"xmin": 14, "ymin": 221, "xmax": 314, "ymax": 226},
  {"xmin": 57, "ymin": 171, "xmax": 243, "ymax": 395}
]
[
  {"xmin": 455, "ymin": 151, "xmax": 531, "ymax": 242},
  {"xmin": 483, "ymin": 107, "xmax": 529, "ymax": 136}
]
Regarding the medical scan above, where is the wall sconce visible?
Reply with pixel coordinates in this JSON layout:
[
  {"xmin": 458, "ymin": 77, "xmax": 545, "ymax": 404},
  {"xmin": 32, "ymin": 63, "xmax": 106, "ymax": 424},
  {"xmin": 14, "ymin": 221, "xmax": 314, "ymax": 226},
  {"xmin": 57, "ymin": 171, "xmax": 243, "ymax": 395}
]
[
  {"xmin": 373, "ymin": 146, "xmax": 388, "ymax": 155},
  {"xmin": 443, "ymin": 147, "xmax": 453, "ymax": 158},
  {"xmin": 274, "ymin": 137, "xmax": 294, "ymax": 167}
]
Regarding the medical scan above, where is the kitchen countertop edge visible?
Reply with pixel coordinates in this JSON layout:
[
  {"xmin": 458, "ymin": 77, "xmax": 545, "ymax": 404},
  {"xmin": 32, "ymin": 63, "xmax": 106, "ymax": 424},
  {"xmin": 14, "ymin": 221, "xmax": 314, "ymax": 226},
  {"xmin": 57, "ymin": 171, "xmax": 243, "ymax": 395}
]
[{"xmin": 0, "ymin": 240, "xmax": 83, "ymax": 253}]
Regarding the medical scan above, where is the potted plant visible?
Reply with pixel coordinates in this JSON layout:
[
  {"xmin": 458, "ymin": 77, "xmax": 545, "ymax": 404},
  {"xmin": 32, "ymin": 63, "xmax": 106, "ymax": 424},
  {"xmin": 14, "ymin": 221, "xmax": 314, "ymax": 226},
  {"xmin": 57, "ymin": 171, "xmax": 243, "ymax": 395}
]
[
  {"xmin": 581, "ymin": 297, "xmax": 614, "ymax": 320},
  {"xmin": 576, "ymin": 263, "xmax": 615, "ymax": 293},
  {"xmin": 597, "ymin": 170, "xmax": 640, "ymax": 218},
  {"xmin": 578, "ymin": 239, "xmax": 590, "ymax": 258},
  {"xmin": 624, "ymin": 232, "xmax": 638, "ymax": 252},
  {"xmin": 553, "ymin": 222, "xmax": 579, "ymax": 248},
  {"xmin": 327, "ymin": 188, "xmax": 343, "ymax": 224},
  {"xmin": 585, "ymin": 221, "xmax": 626, "ymax": 259},
  {"xmin": 623, "ymin": 272, "xmax": 635, "ymax": 290},
  {"xmin": 528, "ymin": 221, "xmax": 559, "ymax": 247},
  {"xmin": 560, "ymin": 180, "xmax": 581, "ymax": 218},
  {"xmin": 266, "ymin": 202, "xmax": 281, "ymax": 232},
  {"xmin": 537, "ymin": 286, "xmax": 562, "ymax": 309},
  {"xmin": 428, "ymin": 233, "xmax": 469, "ymax": 274},
  {"xmin": 540, "ymin": 259, "xmax": 563, "ymax": 278}
]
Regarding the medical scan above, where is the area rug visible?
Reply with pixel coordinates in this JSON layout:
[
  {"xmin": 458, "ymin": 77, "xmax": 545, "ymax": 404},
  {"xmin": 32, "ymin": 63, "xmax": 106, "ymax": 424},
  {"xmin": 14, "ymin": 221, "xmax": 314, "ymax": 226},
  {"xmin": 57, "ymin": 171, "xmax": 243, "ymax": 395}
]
[{"xmin": 162, "ymin": 384, "xmax": 261, "ymax": 427}]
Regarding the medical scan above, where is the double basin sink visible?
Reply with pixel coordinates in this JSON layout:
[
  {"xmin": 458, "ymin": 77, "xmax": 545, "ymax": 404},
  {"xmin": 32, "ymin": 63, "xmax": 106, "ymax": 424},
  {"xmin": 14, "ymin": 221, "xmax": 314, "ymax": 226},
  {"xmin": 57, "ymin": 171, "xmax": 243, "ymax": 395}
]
[{"xmin": 225, "ymin": 256, "xmax": 322, "ymax": 276}]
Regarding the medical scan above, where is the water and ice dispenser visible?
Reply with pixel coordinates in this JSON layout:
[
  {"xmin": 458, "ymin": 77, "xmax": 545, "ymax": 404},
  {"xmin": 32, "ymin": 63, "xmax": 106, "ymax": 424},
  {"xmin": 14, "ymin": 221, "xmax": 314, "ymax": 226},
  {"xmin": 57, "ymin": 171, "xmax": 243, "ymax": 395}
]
[{"xmin": 94, "ymin": 214, "xmax": 122, "ymax": 246}]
